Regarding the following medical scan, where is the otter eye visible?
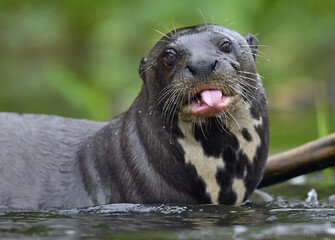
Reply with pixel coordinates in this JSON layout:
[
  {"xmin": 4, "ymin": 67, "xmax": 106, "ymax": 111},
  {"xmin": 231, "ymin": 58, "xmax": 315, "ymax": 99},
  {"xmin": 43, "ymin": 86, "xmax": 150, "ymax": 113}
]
[
  {"xmin": 219, "ymin": 41, "xmax": 232, "ymax": 53},
  {"xmin": 164, "ymin": 50, "xmax": 177, "ymax": 67}
]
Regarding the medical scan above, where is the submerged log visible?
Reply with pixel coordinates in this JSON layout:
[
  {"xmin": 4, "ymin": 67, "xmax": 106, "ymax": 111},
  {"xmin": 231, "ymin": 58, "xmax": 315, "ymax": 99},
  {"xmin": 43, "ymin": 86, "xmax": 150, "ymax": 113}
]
[{"xmin": 259, "ymin": 133, "xmax": 335, "ymax": 188}]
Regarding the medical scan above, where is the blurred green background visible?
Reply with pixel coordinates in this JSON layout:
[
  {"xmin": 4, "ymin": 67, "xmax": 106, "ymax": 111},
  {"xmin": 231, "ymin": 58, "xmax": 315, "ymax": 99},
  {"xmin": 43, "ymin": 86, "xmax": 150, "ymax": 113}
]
[{"xmin": 0, "ymin": 0, "xmax": 334, "ymax": 153}]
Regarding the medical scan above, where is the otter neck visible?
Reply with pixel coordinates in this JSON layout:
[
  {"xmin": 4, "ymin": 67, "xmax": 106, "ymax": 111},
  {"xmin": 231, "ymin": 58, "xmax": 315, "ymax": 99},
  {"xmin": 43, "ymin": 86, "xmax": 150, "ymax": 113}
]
[{"xmin": 177, "ymin": 119, "xmax": 225, "ymax": 204}]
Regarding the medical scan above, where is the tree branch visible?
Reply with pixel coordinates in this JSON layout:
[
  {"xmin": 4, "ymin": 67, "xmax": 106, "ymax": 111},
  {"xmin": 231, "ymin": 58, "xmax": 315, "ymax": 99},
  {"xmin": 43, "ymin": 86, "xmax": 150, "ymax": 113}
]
[{"xmin": 259, "ymin": 133, "xmax": 335, "ymax": 188}]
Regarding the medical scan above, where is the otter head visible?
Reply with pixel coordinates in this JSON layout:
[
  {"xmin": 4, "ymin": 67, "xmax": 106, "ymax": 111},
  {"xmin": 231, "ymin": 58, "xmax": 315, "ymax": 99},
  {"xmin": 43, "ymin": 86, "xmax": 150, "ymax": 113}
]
[
  {"xmin": 138, "ymin": 25, "xmax": 268, "ymax": 205},
  {"xmin": 139, "ymin": 24, "xmax": 260, "ymax": 126}
]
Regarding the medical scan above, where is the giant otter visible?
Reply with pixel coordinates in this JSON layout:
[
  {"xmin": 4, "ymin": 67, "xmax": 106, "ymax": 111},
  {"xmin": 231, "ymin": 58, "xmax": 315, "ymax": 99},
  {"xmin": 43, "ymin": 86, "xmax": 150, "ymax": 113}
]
[{"xmin": 0, "ymin": 24, "xmax": 269, "ymax": 210}]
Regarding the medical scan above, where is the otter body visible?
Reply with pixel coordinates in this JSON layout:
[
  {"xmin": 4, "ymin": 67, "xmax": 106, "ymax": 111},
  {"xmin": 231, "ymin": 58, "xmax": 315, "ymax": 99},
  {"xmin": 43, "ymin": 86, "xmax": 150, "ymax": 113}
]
[{"xmin": 0, "ymin": 24, "xmax": 269, "ymax": 210}]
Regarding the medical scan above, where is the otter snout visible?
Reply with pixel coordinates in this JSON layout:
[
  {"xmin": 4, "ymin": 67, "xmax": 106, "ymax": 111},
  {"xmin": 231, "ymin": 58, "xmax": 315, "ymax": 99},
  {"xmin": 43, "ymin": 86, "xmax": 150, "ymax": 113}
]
[
  {"xmin": 185, "ymin": 56, "xmax": 240, "ymax": 79},
  {"xmin": 185, "ymin": 58, "xmax": 219, "ymax": 77}
]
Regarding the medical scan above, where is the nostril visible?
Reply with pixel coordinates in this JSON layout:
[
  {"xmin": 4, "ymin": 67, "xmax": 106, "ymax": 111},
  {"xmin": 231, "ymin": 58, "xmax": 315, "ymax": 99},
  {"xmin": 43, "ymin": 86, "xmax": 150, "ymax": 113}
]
[
  {"xmin": 212, "ymin": 60, "xmax": 219, "ymax": 72},
  {"xmin": 186, "ymin": 59, "xmax": 218, "ymax": 76},
  {"xmin": 231, "ymin": 61, "xmax": 240, "ymax": 71},
  {"xmin": 186, "ymin": 65, "xmax": 196, "ymax": 75}
]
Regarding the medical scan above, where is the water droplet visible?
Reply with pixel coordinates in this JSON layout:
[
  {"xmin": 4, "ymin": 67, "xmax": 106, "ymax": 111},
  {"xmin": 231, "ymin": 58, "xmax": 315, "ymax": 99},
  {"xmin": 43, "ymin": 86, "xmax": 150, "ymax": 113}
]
[
  {"xmin": 162, "ymin": 126, "xmax": 166, "ymax": 129},
  {"xmin": 149, "ymin": 112, "xmax": 152, "ymax": 116},
  {"xmin": 305, "ymin": 188, "xmax": 318, "ymax": 203},
  {"xmin": 115, "ymin": 130, "xmax": 119, "ymax": 135},
  {"xmin": 138, "ymin": 110, "xmax": 142, "ymax": 114}
]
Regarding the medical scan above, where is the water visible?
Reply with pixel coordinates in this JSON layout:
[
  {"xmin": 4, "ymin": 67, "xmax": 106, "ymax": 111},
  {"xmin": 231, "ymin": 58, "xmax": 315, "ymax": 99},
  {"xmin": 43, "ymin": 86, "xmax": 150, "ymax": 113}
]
[{"xmin": 0, "ymin": 182, "xmax": 334, "ymax": 240}]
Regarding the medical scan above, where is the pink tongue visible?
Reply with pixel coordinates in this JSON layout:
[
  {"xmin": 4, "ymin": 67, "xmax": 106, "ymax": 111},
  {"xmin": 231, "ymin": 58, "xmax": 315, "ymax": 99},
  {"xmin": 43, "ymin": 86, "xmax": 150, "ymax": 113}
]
[{"xmin": 200, "ymin": 90, "xmax": 223, "ymax": 107}]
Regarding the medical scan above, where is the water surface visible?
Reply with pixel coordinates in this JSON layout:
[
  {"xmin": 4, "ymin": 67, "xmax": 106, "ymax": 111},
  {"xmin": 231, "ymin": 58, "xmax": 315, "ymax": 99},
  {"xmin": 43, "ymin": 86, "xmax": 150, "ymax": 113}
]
[{"xmin": 1, "ymin": 181, "xmax": 334, "ymax": 240}]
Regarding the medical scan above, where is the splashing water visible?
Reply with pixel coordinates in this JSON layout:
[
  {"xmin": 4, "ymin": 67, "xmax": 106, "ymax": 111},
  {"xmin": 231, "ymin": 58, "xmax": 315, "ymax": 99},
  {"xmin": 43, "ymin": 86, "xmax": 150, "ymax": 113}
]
[{"xmin": 305, "ymin": 188, "xmax": 318, "ymax": 204}]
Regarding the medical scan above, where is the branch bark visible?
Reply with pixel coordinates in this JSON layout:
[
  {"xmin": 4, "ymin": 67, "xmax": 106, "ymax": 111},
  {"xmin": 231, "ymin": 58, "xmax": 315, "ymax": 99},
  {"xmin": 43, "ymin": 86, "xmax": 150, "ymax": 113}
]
[{"xmin": 259, "ymin": 133, "xmax": 335, "ymax": 188}]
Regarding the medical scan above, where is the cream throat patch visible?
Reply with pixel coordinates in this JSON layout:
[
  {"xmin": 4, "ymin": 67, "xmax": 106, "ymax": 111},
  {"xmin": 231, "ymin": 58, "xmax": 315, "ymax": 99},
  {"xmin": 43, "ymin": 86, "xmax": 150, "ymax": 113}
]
[
  {"xmin": 178, "ymin": 120, "xmax": 225, "ymax": 204},
  {"xmin": 225, "ymin": 99, "xmax": 263, "ymax": 164}
]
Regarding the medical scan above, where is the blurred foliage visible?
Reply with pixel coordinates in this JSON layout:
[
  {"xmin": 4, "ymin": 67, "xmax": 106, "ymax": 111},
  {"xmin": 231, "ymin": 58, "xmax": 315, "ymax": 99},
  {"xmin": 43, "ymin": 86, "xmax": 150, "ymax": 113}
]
[{"xmin": 0, "ymin": 0, "xmax": 334, "ymax": 151}]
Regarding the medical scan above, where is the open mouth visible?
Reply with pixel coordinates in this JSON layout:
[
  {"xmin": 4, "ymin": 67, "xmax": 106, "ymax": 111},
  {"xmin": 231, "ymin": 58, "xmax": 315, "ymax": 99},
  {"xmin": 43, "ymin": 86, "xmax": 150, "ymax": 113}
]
[{"xmin": 182, "ymin": 89, "xmax": 232, "ymax": 117}]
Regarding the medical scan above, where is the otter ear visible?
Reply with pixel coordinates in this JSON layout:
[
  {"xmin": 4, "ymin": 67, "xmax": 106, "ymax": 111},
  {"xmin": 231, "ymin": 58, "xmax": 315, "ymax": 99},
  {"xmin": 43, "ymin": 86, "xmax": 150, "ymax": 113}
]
[
  {"xmin": 244, "ymin": 33, "xmax": 258, "ymax": 60},
  {"xmin": 139, "ymin": 57, "xmax": 147, "ymax": 82}
]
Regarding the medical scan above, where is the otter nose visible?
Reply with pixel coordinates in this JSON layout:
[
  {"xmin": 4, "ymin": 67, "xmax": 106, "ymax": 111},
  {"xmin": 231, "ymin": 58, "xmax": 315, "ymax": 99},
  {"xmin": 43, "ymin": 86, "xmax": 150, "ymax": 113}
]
[{"xmin": 186, "ymin": 59, "xmax": 218, "ymax": 77}]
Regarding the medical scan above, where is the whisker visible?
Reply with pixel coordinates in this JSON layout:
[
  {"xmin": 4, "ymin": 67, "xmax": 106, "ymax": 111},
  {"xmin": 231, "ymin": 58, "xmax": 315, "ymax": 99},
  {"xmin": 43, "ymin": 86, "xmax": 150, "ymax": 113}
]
[
  {"xmin": 160, "ymin": 24, "xmax": 172, "ymax": 35},
  {"xmin": 170, "ymin": 18, "xmax": 179, "ymax": 40},
  {"xmin": 240, "ymin": 44, "xmax": 271, "ymax": 48},
  {"xmin": 150, "ymin": 39, "xmax": 171, "ymax": 43},
  {"xmin": 215, "ymin": 114, "xmax": 230, "ymax": 134},
  {"xmin": 157, "ymin": 88, "xmax": 174, "ymax": 107},
  {"xmin": 226, "ymin": 21, "xmax": 240, "ymax": 28},
  {"xmin": 220, "ymin": 18, "xmax": 231, "ymax": 27},
  {"xmin": 153, "ymin": 29, "xmax": 171, "ymax": 39},
  {"xmin": 197, "ymin": 118, "xmax": 208, "ymax": 140},
  {"xmin": 171, "ymin": 18, "xmax": 177, "ymax": 32},
  {"xmin": 192, "ymin": 122, "xmax": 196, "ymax": 136},
  {"xmin": 237, "ymin": 74, "xmax": 258, "ymax": 82},
  {"xmin": 238, "ymin": 74, "xmax": 259, "ymax": 82},
  {"xmin": 238, "ymin": 71, "xmax": 265, "ymax": 80},
  {"xmin": 254, "ymin": 53, "xmax": 271, "ymax": 62},
  {"xmin": 198, "ymin": 8, "xmax": 207, "ymax": 25},
  {"xmin": 141, "ymin": 62, "xmax": 157, "ymax": 74},
  {"xmin": 230, "ymin": 85, "xmax": 255, "ymax": 103},
  {"xmin": 235, "ymin": 78, "xmax": 258, "ymax": 89},
  {"xmin": 162, "ymin": 89, "xmax": 178, "ymax": 119},
  {"xmin": 237, "ymin": 70, "xmax": 259, "ymax": 76},
  {"xmin": 227, "ymin": 110, "xmax": 241, "ymax": 131},
  {"xmin": 168, "ymin": 91, "xmax": 184, "ymax": 127},
  {"xmin": 160, "ymin": 84, "xmax": 187, "ymax": 127},
  {"xmin": 239, "ymin": 45, "xmax": 271, "ymax": 62},
  {"xmin": 256, "ymin": 49, "xmax": 270, "ymax": 57}
]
